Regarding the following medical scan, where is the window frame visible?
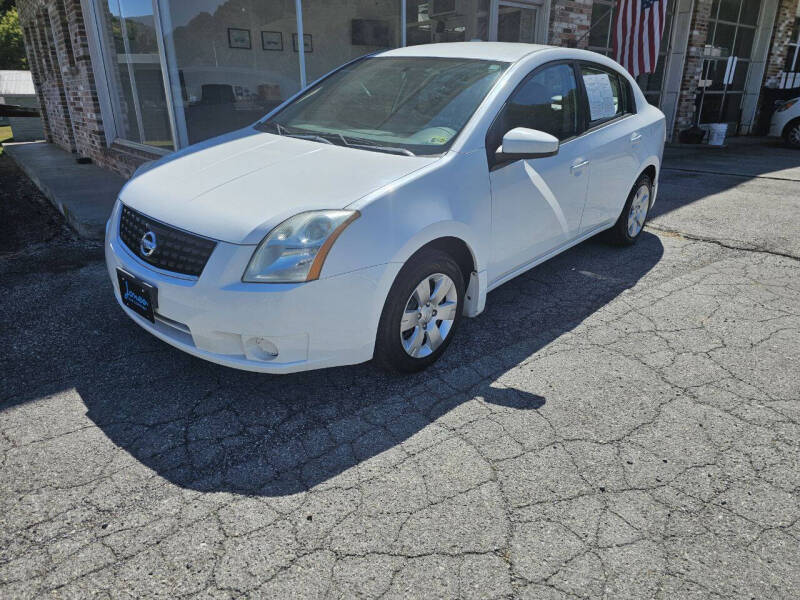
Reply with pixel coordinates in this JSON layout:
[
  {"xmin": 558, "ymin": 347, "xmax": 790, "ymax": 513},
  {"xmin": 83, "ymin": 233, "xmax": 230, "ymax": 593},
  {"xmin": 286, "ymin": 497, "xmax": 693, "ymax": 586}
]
[
  {"xmin": 575, "ymin": 60, "xmax": 637, "ymax": 133},
  {"xmin": 485, "ymin": 59, "xmax": 586, "ymax": 169}
]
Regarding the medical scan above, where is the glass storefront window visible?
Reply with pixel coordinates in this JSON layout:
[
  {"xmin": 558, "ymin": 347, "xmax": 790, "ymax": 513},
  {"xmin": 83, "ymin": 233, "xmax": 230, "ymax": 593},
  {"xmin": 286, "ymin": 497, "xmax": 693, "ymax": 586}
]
[
  {"xmin": 159, "ymin": 0, "xmax": 301, "ymax": 145},
  {"xmin": 698, "ymin": 0, "xmax": 759, "ymax": 125},
  {"xmin": 95, "ymin": 0, "xmax": 174, "ymax": 149},
  {"xmin": 586, "ymin": 0, "xmax": 674, "ymax": 106},
  {"xmin": 300, "ymin": 0, "xmax": 402, "ymax": 83},
  {"xmin": 406, "ymin": 0, "xmax": 489, "ymax": 46}
]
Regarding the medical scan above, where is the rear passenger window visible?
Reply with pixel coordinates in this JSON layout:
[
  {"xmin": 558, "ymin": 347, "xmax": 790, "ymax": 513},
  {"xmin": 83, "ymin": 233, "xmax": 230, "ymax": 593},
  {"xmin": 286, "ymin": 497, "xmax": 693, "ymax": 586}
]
[
  {"xmin": 580, "ymin": 65, "xmax": 629, "ymax": 122},
  {"xmin": 499, "ymin": 63, "xmax": 579, "ymax": 142}
]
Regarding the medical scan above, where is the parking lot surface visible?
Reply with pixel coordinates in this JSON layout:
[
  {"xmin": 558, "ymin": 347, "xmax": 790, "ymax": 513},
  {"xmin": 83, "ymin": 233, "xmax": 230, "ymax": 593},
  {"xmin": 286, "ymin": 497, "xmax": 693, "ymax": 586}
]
[{"xmin": 1, "ymin": 144, "xmax": 799, "ymax": 599}]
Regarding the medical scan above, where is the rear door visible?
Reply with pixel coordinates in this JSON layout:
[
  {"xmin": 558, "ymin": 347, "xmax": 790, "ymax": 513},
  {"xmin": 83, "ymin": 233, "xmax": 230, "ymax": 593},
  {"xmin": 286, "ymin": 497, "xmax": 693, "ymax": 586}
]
[
  {"xmin": 487, "ymin": 62, "xmax": 590, "ymax": 284},
  {"xmin": 577, "ymin": 63, "xmax": 642, "ymax": 231}
]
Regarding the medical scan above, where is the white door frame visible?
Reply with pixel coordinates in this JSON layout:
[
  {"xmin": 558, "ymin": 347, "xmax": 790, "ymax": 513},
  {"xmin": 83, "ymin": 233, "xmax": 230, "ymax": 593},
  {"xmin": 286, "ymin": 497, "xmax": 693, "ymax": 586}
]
[{"xmin": 488, "ymin": 0, "xmax": 550, "ymax": 44}]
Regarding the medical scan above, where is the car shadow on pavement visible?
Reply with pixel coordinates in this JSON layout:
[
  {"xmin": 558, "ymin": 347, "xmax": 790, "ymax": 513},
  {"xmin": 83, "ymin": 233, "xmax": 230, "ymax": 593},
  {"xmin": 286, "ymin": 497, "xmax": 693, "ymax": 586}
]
[{"xmin": 2, "ymin": 232, "xmax": 663, "ymax": 496}]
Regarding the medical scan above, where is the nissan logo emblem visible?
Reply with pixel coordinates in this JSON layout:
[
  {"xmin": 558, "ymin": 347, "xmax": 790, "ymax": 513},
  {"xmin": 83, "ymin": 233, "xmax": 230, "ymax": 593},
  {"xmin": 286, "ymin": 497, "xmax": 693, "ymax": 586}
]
[{"xmin": 140, "ymin": 230, "xmax": 157, "ymax": 257}]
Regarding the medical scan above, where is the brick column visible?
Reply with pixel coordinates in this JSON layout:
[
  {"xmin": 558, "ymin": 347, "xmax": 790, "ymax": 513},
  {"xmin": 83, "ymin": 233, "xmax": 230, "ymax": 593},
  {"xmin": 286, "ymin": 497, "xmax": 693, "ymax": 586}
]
[
  {"xmin": 548, "ymin": 0, "xmax": 594, "ymax": 48},
  {"xmin": 672, "ymin": 0, "xmax": 713, "ymax": 138},
  {"xmin": 763, "ymin": 0, "xmax": 800, "ymax": 87}
]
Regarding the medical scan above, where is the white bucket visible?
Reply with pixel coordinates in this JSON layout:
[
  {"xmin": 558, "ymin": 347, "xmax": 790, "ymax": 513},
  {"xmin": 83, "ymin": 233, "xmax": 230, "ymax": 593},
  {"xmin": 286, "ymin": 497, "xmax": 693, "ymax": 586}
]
[{"xmin": 708, "ymin": 123, "xmax": 728, "ymax": 146}]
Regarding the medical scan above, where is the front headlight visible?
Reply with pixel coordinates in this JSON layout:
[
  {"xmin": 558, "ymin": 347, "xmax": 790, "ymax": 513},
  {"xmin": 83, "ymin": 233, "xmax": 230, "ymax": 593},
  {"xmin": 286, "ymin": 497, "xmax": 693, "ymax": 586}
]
[
  {"xmin": 777, "ymin": 98, "xmax": 798, "ymax": 112},
  {"xmin": 242, "ymin": 210, "xmax": 359, "ymax": 283}
]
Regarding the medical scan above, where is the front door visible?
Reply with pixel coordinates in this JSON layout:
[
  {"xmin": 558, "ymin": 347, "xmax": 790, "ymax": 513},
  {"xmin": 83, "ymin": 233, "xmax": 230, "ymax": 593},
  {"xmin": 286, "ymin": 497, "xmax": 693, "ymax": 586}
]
[{"xmin": 487, "ymin": 63, "xmax": 590, "ymax": 284}]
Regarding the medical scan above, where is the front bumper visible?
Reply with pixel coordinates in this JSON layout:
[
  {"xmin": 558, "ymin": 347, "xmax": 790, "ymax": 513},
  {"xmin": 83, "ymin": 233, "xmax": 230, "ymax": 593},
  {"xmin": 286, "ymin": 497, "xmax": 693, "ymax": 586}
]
[{"xmin": 105, "ymin": 206, "xmax": 399, "ymax": 374}]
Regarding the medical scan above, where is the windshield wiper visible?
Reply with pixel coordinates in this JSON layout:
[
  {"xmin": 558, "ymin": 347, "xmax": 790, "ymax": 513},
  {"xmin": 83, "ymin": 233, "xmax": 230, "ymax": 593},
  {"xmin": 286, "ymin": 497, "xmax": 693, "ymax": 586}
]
[
  {"xmin": 285, "ymin": 132, "xmax": 334, "ymax": 145},
  {"xmin": 269, "ymin": 124, "xmax": 414, "ymax": 156},
  {"xmin": 350, "ymin": 144, "xmax": 415, "ymax": 157}
]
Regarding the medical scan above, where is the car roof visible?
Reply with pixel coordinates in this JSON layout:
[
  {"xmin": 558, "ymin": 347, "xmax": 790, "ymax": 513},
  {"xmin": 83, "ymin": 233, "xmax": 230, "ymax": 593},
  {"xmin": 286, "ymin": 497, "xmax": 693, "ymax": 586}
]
[{"xmin": 377, "ymin": 42, "xmax": 551, "ymax": 63}]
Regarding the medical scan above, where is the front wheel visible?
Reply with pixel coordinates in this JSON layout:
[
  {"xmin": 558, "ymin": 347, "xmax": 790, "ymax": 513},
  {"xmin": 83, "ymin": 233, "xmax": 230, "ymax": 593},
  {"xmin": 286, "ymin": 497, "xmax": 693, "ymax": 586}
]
[
  {"xmin": 374, "ymin": 249, "xmax": 464, "ymax": 373},
  {"xmin": 784, "ymin": 121, "xmax": 800, "ymax": 149},
  {"xmin": 604, "ymin": 174, "xmax": 653, "ymax": 245}
]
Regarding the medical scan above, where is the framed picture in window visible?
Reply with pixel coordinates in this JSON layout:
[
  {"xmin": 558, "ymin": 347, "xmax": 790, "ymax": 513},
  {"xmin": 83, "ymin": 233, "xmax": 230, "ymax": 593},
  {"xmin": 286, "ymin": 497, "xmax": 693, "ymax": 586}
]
[
  {"xmin": 261, "ymin": 31, "xmax": 283, "ymax": 51},
  {"xmin": 292, "ymin": 33, "xmax": 313, "ymax": 53},
  {"xmin": 228, "ymin": 28, "xmax": 251, "ymax": 49}
]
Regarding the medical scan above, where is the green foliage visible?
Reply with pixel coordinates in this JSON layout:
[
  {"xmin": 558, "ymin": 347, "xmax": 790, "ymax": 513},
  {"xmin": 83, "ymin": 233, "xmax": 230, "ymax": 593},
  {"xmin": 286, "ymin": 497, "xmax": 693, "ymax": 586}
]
[{"xmin": 0, "ymin": 7, "xmax": 27, "ymax": 70}]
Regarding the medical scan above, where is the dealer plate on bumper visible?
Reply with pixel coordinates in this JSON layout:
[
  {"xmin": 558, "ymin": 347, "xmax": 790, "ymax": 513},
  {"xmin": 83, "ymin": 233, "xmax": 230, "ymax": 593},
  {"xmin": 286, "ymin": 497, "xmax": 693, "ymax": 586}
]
[{"xmin": 117, "ymin": 269, "xmax": 157, "ymax": 323}]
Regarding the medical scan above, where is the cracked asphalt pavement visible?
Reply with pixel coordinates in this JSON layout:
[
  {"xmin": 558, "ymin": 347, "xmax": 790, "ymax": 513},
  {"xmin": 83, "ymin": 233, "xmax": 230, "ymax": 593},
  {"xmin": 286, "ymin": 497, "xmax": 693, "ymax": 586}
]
[{"xmin": 1, "ymin": 141, "xmax": 799, "ymax": 599}]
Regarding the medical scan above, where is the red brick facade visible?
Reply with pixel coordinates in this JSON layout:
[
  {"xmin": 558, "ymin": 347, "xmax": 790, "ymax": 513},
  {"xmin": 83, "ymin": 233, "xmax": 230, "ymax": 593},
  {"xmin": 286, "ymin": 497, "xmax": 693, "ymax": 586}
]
[
  {"xmin": 17, "ymin": 0, "xmax": 159, "ymax": 177},
  {"xmin": 672, "ymin": 0, "xmax": 714, "ymax": 136},
  {"xmin": 548, "ymin": 0, "xmax": 593, "ymax": 48},
  {"xmin": 764, "ymin": 0, "xmax": 800, "ymax": 86}
]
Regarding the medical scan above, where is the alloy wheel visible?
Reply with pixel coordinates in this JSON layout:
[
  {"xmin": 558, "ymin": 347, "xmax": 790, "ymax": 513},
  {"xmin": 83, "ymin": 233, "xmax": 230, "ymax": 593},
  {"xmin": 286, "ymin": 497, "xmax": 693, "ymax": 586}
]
[
  {"xmin": 627, "ymin": 184, "xmax": 650, "ymax": 237},
  {"xmin": 788, "ymin": 124, "xmax": 800, "ymax": 147},
  {"xmin": 400, "ymin": 273, "xmax": 459, "ymax": 358}
]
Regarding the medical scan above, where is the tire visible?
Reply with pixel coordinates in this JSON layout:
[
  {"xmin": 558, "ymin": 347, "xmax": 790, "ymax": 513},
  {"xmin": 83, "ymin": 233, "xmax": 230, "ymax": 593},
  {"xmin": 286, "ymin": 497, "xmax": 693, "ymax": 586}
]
[
  {"xmin": 603, "ymin": 174, "xmax": 653, "ymax": 246},
  {"xmin": 784, "ymin": 120, "xmax": 800, "ymax": 149},
  {"xmin": 374, "ymin": 248, "xmax": 465, "ymax": 373}
]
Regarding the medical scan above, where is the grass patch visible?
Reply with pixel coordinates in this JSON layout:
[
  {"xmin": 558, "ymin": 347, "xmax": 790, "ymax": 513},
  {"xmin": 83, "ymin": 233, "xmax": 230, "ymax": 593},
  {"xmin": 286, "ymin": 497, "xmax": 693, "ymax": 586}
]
[{"xmin": 0, "ymin": 125, "xmax": 13, "ymax": 156}]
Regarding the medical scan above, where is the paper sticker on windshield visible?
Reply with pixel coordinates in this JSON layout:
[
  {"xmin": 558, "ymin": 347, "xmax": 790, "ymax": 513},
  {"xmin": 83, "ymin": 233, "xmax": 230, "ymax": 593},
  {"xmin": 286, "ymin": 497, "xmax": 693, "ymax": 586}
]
[{"xmin": 583, "ymin": 73, "xmax": 617, "ymax": 121}]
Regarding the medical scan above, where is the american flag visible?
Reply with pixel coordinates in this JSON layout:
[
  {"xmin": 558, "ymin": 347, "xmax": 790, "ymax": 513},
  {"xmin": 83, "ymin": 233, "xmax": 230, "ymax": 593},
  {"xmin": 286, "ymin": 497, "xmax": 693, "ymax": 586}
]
[{"xmin": 613, "ymin": 0, "xmax": 668, "ymax": 77}]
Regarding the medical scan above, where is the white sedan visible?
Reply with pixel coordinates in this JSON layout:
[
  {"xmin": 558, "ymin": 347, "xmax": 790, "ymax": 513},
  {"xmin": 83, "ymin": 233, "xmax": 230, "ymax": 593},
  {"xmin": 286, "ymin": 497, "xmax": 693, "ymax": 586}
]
[
  {"xmin": 769, "ymin": 96, "xmax": 800, "ymax": 148},
  {"xmin": 105, "ymin": 42, "xmax": 665, "ymax": 374}
]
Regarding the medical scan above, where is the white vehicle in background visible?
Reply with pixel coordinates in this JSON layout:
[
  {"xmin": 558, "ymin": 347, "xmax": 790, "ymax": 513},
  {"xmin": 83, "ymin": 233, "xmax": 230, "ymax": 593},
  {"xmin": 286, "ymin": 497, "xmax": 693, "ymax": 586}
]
[
  {"xmin": 769, "ymin": 97, "xmax": 800, "ymax": 148},
  {"xmin": 105, "ymin": 42, "xmax": 665, "ymax": 374}
]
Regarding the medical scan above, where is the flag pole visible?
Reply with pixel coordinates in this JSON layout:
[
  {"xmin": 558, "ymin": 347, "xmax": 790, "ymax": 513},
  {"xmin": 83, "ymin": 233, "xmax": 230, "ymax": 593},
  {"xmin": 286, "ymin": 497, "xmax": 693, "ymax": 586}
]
[{"xmin": 572, "ymin": 2, "xmax": 617, "ymax": 48}]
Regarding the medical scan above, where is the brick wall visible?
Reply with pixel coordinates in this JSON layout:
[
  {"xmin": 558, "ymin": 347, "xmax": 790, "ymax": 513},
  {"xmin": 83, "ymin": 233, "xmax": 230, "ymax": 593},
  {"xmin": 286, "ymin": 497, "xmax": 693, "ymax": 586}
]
[
  {"xmin": 672, "ymin": 0, "xmax": 713, "ymax": 137},
  {"xmin": 764, "ymin": 0, "xmax": 800, "ymax": 87},
  {"xmin": 548, "ymin": 0, "xmax": 593, "ymax": 48},
  {"xmin": 16, "ymin": 0, "xmax": 158, "ymax": 177}
]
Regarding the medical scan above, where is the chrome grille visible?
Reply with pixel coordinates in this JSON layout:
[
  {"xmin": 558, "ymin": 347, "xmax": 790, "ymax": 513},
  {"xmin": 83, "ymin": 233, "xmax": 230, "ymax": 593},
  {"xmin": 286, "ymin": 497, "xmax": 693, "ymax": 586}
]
[{"xmin": 119, "ymin": 205, "xmax": 216, "ymax": 277}]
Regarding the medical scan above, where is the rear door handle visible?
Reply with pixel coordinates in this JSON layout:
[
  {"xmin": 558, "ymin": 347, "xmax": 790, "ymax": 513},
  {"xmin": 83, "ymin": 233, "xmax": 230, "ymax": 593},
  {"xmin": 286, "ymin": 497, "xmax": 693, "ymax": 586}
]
[
  {"xmin": 570, "ymin": 160, "xmax": 589, "ymax": 172},
  {"xmin": 630, "ymin": 132, "xmax": 643, "ymax": 144}
]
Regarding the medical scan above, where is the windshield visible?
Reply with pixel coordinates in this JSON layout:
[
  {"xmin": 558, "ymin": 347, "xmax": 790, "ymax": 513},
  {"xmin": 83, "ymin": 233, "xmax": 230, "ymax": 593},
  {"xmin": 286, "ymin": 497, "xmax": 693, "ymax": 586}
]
[{"xmin": 258, "ymin": 56, "xmax": 509, "ymax": 156}]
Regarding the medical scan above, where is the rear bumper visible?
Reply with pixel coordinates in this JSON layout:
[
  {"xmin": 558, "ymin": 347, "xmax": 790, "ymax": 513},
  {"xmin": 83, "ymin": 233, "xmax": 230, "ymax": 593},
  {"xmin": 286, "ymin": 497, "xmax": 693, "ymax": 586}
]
[{"xmin": 105, "ymin": 205, "xmax": 399, "ymax": 374}]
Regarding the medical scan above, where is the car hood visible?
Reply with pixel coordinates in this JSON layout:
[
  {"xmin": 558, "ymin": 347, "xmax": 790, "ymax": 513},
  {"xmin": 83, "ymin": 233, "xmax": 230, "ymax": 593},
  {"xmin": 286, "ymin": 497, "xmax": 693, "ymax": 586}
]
[{"xmin": 119, "ymin": 128, "xmax": 436, "ymax": 245}]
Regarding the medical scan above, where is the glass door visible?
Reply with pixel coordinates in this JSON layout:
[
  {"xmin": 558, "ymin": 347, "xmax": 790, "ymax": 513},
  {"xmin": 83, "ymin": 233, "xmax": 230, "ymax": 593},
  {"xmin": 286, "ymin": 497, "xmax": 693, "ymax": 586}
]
[
  {"xmin": 696, "ymin": 0, "xmax": 760, "ymax": 128},
  {"xmin": 97, "ymin": 0, "xmax": 175, "ymax": 150},
  {"xmin": 495, "ymin": 1, "xmax": 539, "ymax": 43}
]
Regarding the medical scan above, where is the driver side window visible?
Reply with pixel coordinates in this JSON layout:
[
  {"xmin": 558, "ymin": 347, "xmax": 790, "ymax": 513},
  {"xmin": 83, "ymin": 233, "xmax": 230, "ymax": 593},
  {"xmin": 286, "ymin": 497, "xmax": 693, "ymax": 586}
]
[
  {"xmin": 508, "ymin": 64, "xmax": 578, "ymax": 140},
  {"xmin": 487, "ymin": 63, "xmax": 579, "ymax": 165}
]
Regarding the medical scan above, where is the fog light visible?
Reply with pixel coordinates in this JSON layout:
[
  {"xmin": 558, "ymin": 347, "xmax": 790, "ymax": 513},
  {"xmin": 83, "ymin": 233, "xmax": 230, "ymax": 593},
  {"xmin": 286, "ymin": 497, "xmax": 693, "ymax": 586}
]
[
  {"xmin": 256, "ymin": 337, "xmax": 279, "ymax": 356},
  {"xmin": 242, "ymin": 335, "xmax": 280, "ymax": 361}
]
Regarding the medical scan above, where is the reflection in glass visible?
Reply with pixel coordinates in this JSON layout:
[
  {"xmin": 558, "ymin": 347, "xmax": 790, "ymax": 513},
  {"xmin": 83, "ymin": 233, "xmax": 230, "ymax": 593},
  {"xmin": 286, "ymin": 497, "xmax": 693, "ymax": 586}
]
[
  {"xmin": 263, "ymin": 57, "xmax": 508, "ymax": 155},
  {"xmin": 738, "ymin": 0, "xmax": 759, "ymax": 26},
  {"xmin": 301, "ymin": 0, "xmax": 402, "ymax": 83},
  {"xmin": 160, "ymin": 0, "xmax": 301, "ymax": 145},
  {"xmin": 717, "ymin": 0, "xmax": 740, "ymax": 23},
  {"xmin": 712, "ymin": 22, "xmax": 736, "ymax": 54},
  {"xmin": 722, "ymin": 92, "xmax": 742, "ymax": 121},
  {"xmin": 733, "ymin": 26, "xmax": 754, "ymax": 57},
  {"xmin": 496, "ymin": 4, "xmax": 538, "ymax": 43},
  {"xmin": 97, "ymin": 0, "xmax": 174, "ymax": 149},
  {"xmin": 406, "ymin": 0, "xmax": 489, "ymax": 46},
  {"xmin": 588, "ymin": 2, "xmax": 612, "ymax": 48}
]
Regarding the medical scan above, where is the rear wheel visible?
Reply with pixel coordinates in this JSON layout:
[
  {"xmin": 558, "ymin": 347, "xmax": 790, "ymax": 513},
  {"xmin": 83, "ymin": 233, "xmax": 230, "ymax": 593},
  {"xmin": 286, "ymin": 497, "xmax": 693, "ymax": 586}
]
[
  {"xmin": 374, "ymin": 249, "xmax": 464, "ymax": 373},
  {"xmin": 604, "ymin": 174, "xmax": 652, "ymax": 245}
]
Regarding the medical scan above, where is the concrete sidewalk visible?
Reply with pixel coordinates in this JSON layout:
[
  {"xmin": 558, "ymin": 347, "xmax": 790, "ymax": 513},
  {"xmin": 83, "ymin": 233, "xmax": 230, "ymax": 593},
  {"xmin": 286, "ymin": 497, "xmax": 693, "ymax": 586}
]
[{"xmin": 3, "ymin": 141, "xmax": 124, "ymax": 241}]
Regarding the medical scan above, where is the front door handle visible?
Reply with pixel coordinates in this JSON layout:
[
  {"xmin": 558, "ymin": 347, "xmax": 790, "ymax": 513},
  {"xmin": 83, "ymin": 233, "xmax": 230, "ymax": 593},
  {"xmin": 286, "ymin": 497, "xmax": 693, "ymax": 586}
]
[
  {"xmin": 630, "ymin": 132, "xmax": 643, "ymax": 144},
  {"xmin": 570, "ymin": 160, "xmax": 589, "ymax": 172}
]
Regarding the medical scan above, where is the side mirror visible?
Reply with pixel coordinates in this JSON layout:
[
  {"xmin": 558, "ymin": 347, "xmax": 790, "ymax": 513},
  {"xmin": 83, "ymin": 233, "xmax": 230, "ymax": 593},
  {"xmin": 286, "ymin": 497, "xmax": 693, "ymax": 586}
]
[{"xmin": 497, "ymin": 127, "xmax": 559, "ymax": 159}]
